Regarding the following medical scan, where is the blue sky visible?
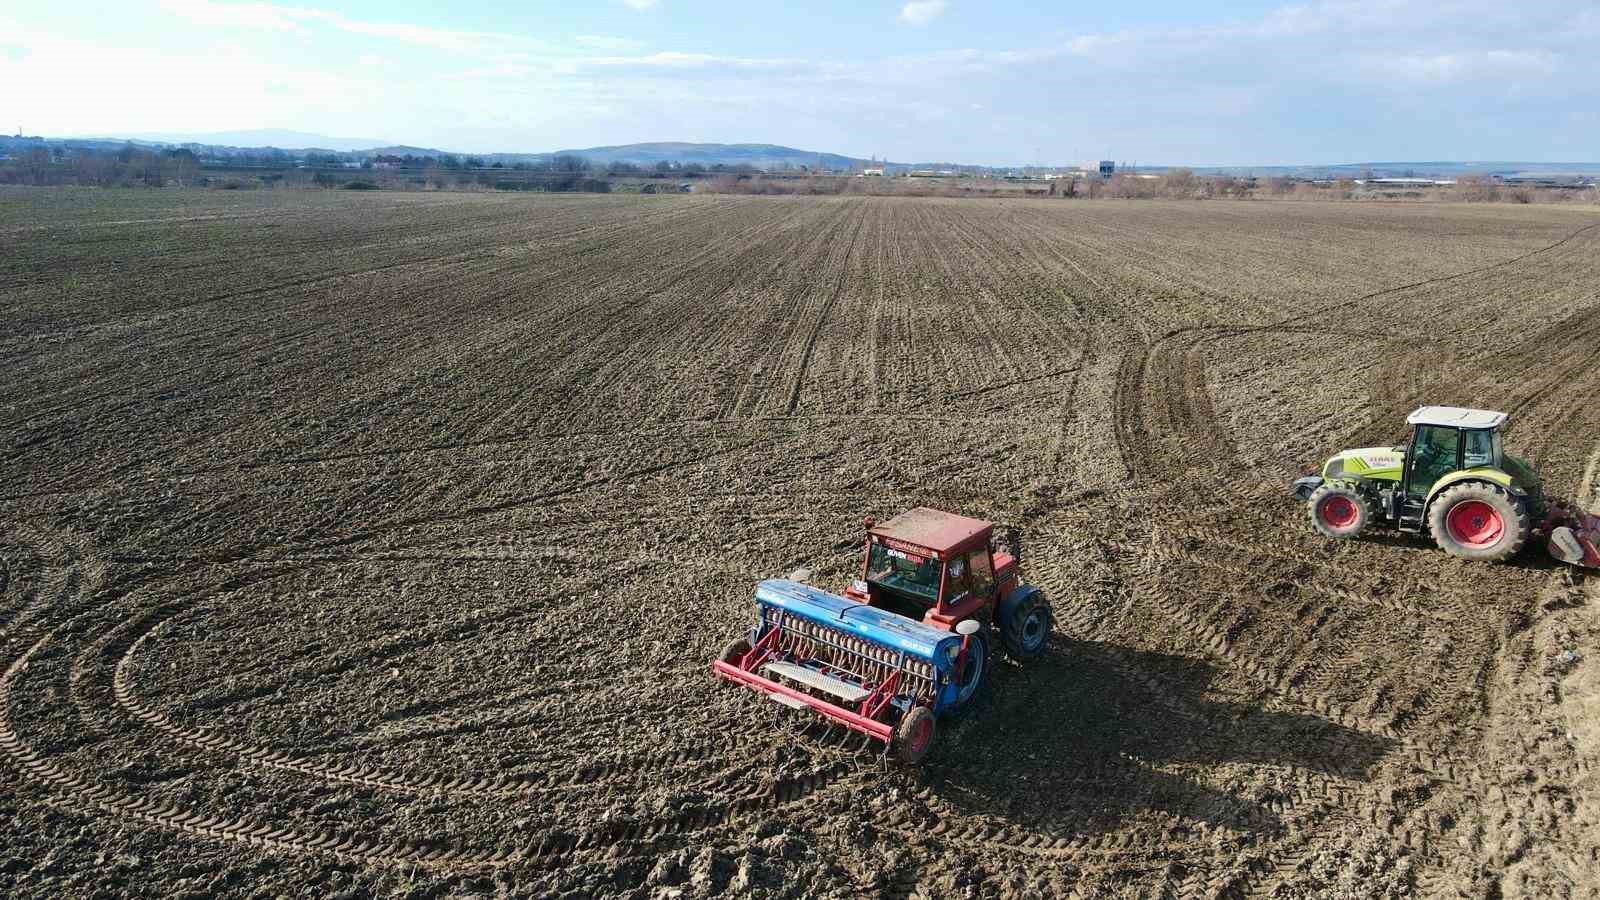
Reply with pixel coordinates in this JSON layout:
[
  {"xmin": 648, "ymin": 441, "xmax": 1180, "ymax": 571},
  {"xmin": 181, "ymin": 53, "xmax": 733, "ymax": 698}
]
[{"xmin": 2, "ymin": 0, "xmax": 1596, "ymax": 165}]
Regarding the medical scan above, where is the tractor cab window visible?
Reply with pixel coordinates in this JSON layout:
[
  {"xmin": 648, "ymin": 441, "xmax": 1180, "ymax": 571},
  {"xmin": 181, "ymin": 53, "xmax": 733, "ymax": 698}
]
[
  {"xmin": 944, "ymin": 555, "xmax": 971, "ymax": 605},
  {"xmin": 1407, "ymin": 425, "xmax": 1461, "ymax": 496},
  {"xmin": 967, "ymin": 549, "xmax": 995, "ymax": 599},
  {"xmin": 865, "ymin": 542, "xmax": 940, "ymax": 605},
  {"xmin": 1462, "ymin": 429, "xmax": 1499, "ymax": 468}
]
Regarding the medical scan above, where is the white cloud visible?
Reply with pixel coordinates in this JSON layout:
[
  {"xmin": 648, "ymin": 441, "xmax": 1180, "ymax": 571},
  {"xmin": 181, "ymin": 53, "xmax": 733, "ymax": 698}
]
[
  {"xmin": 18, "ymin": 0, "xmax": 1600, "ymax": 163},
  {"xmin": 447, "ymin": 60, "xmax": 539, "ymax": 80},
  {"xmin": 0, "ymin": 29, "xmax": 387, "ymax": 137},
  {"xmin": 899, "ymin": 1, "xmax": 946, "ymax": 25},
  {"xmin": 621, "ymin": 0, "xmax": 659, "ymax": 9},
  {"xmin": 158, "ymin": 0, "xmax": 330, "ymax": 31},
  {"xmin": 575, "ymin": 35, "xmax": 645, "ymax": 51},
  {"xmin": 1359, "ymin": 49, "xmax": 1561, "ymax": 85},
  {"xmin": 582, "ymin": 51, "xmax": 803, "ymax": 68},
  {"xmin": 332, "ymin": 19, "xmax": 521, "ymax": 54},
  {"xmin": 160, "ymin": 0, "xmax": 547, "ymax": 55}
]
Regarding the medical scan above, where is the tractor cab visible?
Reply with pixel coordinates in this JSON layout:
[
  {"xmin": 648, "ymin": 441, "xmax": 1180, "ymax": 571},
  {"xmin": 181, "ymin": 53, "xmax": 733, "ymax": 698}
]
[
  {"xmin": 1395, "ymin": 406, "xmax": 1509, "ymax": 528},
  {"xmin": 843, "ymin": 507, "xmax": 1019, "ymax": 630}
]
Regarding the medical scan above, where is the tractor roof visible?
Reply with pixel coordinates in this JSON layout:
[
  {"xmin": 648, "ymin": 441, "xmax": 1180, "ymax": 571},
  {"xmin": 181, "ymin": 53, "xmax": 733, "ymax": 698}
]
[
  {"xmin": 870, "ymin": 507, "xmax": 993, "ymax": 555},
  {"xmin": 1406, "ymin": 406, "xmax": 1508, "ymax": 429}
]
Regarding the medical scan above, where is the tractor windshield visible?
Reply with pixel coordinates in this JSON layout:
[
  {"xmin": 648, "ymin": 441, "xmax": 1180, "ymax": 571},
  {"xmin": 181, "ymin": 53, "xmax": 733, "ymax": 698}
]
[{"xmin": 865, "ymin": 543, "xmax": 941, "ymax": 604}]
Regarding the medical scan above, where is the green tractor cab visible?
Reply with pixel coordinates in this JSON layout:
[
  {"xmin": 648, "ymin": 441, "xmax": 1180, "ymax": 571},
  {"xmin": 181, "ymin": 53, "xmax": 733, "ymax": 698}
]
[{"xmin": 1292, "ymin": 406, "xmax": 1544, "ymax": 562}]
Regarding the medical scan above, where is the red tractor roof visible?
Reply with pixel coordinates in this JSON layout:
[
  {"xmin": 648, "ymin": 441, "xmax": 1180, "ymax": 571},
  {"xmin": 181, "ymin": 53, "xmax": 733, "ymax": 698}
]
[{"xmin": 869, "ymin": 507, "xmax": 993, "ymax": 556}]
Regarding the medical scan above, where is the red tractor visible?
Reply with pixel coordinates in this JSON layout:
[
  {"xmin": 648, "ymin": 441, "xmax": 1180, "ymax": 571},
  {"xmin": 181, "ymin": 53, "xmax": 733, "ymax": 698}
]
[{"xmin": 712, "ymin": 508, "xmax": 1053, "ymax": 763}]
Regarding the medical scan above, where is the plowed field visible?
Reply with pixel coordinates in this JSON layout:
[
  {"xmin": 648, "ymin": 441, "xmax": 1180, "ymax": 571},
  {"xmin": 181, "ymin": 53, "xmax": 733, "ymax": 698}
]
[{"xmin": 3, "ymin": 188, "xmax": 1600, "ymax": 898}]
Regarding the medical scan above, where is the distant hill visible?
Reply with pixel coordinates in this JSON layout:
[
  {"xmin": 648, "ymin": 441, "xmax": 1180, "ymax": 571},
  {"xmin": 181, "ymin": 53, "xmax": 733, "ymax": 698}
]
[
  {"xmin": 117, "ymin": 130, "xmax": 392, "ymax": 152},
  {"xmin": 515, "ymin": 142, "xmax": 890, "ymax": 171},
  {"xmin": 15, "ymin": 131, "xmax": 1598, "ymax": 178},
  {"xmin": 365, "ymin": 145, "xmax": 456, "ymax": 158},
  {"xmin": 1193, "ymin": 161, "xmax": 1600, "ymax": 179}
]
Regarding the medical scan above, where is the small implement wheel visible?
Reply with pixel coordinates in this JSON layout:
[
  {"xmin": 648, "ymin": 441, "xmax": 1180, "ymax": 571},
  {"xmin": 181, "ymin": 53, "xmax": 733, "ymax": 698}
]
[
  {"xmin": 718, "ymin": 637, "xmax": 751, "ymax": 666},
  {"xmin": 1002, "ymin": 592, "xmax": 1053, "ymax": 660},
  {"xmin": 895, "ymin": 706, "xmax": 935, "ymax": 765},
  {"xmin": 1308, "ymin": 481, "xmax": 1373, "ymax": 539},
  {"xmin": 1428, "ymin": 482, "xmax": 1528, "ymax": 562}
]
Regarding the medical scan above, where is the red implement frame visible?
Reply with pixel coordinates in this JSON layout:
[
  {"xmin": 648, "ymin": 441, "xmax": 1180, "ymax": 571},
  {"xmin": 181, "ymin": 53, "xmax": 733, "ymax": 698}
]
[
  {"xmin": 711, "ymin": 628, "xmax": 901, "ymax": 743},
  {"xmin": 1545, "ymin": 502, "xmax": 1600, "ymax": 568}
]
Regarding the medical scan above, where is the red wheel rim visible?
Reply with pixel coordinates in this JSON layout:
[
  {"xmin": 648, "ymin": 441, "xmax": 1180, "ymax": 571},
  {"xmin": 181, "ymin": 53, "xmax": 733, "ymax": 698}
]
[
  {"xmin": 909, "ymin": 716, "xmax": 932, "ymax": 754},
  {"xmin": 1319, "ymin": 495, "xmax": 1359, "ymax": 529},
  {"xmin": 1447, "ymin": 500, "xmax": 1504, "ymax": 548}
]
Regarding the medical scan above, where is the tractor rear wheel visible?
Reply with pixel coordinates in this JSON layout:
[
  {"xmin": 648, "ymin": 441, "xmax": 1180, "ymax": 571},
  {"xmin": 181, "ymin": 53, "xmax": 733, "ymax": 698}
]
[
  {"xmin": 718, "ymin": 638, "xmax": 751, "ymax": 667},
  {"xmin": 1308, "ymin": 481, "xmax": 1373, "ymax": 539},
  {"xmin": 894, "ymin": 706, "xmax": 935, "ymax": 765},
  {"xmin": 1428, "ymin": 482, "xmax": 1528, "ymax": 562},
  {"xmin": 1002, "ymin": 592, "xmax": 1052, "ymax": 660}
]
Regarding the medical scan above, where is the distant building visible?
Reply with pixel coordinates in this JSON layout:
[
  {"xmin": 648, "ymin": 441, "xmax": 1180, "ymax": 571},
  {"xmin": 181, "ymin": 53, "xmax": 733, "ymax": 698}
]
[
  {"xmin": 861, "ymin": 166, "xmax": 886, "ymax": 177},
  {"xmin": 1358, "ymin": 177, "xmax": 1453, "ymax": 186}
]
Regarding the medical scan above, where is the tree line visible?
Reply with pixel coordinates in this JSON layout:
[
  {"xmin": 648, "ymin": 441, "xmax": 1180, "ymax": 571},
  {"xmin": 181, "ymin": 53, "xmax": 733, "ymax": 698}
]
[{"xmin": 0, "ymin": 146, "xmax": 201, "ymax": 187}]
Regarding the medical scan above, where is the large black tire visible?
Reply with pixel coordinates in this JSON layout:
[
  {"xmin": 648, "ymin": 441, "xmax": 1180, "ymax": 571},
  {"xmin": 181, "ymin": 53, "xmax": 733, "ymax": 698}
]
[
  {"xmin": 1428, "ymin": 481, "xmax": 1528, "ymax": 562},
  {"xmin": 894, "ymin": 706, "xmax": 935, "ymax": 765},
  {"xmin": 1307, "ymin": 481, "xmax": 1374, "ymax": 539},
  {"xmin": 718, "ymin": 637, "xmax": 751, "ymax": 666},
  {"xmin": 944, "ymin": 630, "xmax": 990, "ymax": 716},
  {"xmin": 1001, "ymin": 592, "xmax": 1053, "ymax": 660}
]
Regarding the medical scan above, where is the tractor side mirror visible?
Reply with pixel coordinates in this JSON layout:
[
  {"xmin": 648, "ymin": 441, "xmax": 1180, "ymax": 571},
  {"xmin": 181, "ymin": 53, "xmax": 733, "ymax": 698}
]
[{"xmin": 955, "ymin": 619, "xmax": 982, "ymax": 636}]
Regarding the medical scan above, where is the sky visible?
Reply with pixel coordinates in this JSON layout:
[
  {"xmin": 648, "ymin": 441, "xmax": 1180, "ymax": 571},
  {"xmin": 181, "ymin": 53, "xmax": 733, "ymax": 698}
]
[{"xmin": 1, "ymin": 0, "xmax": 1597, "ymax": 165}]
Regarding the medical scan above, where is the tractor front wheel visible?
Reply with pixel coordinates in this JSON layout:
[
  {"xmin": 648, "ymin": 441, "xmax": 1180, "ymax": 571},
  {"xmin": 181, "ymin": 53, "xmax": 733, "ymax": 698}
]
[
  {"xmin": 946, "ymin": 629, "xmax": 990, "ymax": 715},
  {"xmin": 1002, "ymin": 592, "xmax": 1053, "ymax": 660},
  {"xmin": 1428, "ymin": 482, "xmax": 1528, "ymax": 562},
  {"xmin": 894, "ymin": 707, "xmax": 935, "ymax": 765},
  {"xmin": 1308, "ymin": 481, "xmax": 1373, "ymax": 539}
]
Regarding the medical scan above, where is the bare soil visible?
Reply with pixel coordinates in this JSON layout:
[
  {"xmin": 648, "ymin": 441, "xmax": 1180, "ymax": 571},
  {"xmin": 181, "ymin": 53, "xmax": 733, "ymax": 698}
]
[{"xmin": 2, "ymin": 188, "xmax": 1599, "ymax": 898}]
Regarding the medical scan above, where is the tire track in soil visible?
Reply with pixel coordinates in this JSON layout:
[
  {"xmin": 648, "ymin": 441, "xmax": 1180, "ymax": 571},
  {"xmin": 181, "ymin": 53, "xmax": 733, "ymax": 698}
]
[
  {"xmin": 1111, "ymin": 222, "xmax": 1591, "ymax": 890},
  {"xmin": 108, "ymin": 591, "xmax": 746, "ymax": 800},
  {"xmin": 1122, "ymin": 558, "xmax": 1444, "ymax": 898},
  {"xmin": 1135, "ymin": 542, "xmax": 1493, "ymax": 793},
  {"xmin": 1124, "ymin": 219, "xmax": 1600, "ymax": 458},
  {"xmin": 1141, "ymin": 527, "xmax": 1489, "ymax": 750},
  {"xmin": 1, "ymin": 549, "xmax": 867, "ymax": 872},
  {"xmin": 6, "ymin": 621, "xmax": 854, "ymax": 872},
  {"xmin": 871, "ymin": 640, "xmax": 1374, "ymax": 898},
  {"xmin": 1111, "ymin": 330, "xmax": 1238, "ymax": 484},
  {"xmin": 1274, "ymin": 218, "xmax": 1600, "ymax": 329},
  {"xmin": 784, "ymin": 200, "xmax": 867, "ymax": 416}
]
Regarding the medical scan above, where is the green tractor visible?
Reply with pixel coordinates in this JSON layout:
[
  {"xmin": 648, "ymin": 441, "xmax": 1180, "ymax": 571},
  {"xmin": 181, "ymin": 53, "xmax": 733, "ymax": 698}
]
[{"xmin": 1292, "ymin": 406, "xmax": 1545, "ymax": 562}]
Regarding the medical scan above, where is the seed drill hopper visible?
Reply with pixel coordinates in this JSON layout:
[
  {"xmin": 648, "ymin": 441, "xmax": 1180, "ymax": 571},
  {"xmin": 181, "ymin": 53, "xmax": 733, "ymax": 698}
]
[{"xmin": 712, "ymin": 508, "xmax": 1053, "ymax": 764}]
